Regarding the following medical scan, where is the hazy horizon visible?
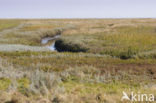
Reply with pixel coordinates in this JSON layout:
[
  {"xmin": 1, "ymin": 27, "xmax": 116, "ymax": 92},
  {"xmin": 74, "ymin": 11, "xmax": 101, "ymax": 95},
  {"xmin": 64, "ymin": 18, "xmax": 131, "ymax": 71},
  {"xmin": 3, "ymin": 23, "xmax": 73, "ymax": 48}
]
[{"xmin": 0, "ymin": 0, "xmax": 156, "ymax": 18}]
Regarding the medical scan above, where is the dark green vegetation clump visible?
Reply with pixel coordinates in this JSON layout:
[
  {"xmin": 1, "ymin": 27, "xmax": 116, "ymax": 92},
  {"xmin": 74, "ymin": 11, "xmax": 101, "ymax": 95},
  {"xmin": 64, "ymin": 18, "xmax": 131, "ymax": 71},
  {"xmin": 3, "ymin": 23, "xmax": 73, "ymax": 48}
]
[{"xmin": 55, "ymin": 39, "xmax": 88, "ymax": 52}]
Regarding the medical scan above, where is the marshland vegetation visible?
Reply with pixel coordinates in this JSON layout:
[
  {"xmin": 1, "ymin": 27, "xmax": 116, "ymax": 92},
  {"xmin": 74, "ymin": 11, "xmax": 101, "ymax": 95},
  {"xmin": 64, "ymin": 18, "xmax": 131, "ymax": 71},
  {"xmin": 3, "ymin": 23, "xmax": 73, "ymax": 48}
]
[{"xmin": 0, "ymin": 19, "xmax": 156, "ymax": 103}]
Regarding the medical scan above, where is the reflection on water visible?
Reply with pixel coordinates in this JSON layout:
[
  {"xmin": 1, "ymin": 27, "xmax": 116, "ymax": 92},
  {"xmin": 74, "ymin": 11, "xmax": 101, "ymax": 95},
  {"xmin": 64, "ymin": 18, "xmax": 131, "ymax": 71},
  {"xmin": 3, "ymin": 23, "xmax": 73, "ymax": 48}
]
[
  {"xmin": 48, "ymin": 43, "xmax": 55, "ymax": 51},
  {"xmin": 41, "ymin": 35, "xmax": 60, "ymax": 51}
]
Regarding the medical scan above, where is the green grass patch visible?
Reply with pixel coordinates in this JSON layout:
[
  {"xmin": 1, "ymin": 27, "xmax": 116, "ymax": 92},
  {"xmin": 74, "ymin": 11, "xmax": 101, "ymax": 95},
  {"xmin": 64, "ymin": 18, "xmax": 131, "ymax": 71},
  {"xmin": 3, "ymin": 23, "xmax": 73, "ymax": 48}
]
[
  {"xmin": 0, "ymin": 78, "xmax": 11, "ymax": 90},
  {"xmin": 17, "ymin": 78, "xmax": 30, "ymax": 95},
  {"xmin": 62, "ymin": 81, "xmax": 140, "ymax": 95}
]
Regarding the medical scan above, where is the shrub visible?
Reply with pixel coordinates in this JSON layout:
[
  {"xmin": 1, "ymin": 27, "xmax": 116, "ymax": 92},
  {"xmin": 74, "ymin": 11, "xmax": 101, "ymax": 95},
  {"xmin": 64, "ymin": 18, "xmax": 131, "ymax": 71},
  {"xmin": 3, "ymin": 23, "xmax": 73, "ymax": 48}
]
[{"xmin": 55, "ymin": 39, "xmax": 88, "ymax": 52}]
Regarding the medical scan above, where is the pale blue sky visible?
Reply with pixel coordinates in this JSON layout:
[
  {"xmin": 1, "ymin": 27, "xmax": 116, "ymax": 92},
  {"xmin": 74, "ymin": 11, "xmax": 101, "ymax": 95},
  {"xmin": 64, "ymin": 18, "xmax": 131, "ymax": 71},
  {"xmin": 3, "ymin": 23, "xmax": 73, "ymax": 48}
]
[{"xmin": 0, "ymin": 0, "xmax": 155, "ymax": 18}]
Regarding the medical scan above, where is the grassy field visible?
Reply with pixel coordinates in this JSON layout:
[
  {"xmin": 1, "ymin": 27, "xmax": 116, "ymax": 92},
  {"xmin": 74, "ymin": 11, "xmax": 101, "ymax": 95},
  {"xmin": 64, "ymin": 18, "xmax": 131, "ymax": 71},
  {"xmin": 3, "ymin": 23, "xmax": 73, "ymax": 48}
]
[
  {"xmin": 0, "ymin": 19, "xmax": 21, "ymax": 31},
  {"xmin": 0, "ymin": 19, "xmax": 156, "ymax": 103}
]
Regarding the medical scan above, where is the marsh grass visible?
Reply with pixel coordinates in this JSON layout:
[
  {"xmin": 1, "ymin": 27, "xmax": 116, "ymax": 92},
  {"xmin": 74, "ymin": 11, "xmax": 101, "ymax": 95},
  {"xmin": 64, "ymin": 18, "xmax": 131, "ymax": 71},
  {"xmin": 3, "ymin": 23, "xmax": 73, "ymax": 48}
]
[
  {"xmin": 0, "ymin": 59, "xmax": 155, "ymax": 102},
  {"xmin": 0, "ymin": 28, "xmax": 63, "ymax": 46},
  {"xmin": 0, "ymin": 19, "xmax": 156, "ymax": 102},
  {"xmin": 1, "ymin": 19, "xmax": 156, "ymax": 59},
  {"xmin": 0, "ymin": 19, "xmax": 21, "ymax": 31},
  {"xmin": 60, "ymin": 25, "xmax": 156, "ymax": 59}
]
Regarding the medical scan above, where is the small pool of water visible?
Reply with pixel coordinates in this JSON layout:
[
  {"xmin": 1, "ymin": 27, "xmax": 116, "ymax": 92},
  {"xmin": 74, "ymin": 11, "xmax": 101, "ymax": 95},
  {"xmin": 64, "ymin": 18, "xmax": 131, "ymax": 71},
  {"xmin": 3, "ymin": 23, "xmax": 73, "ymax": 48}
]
[
  {"xmin": 48, "ymin": 43, "xmax": 55, "ymax": 51},
  {"xmin": 41, "ymin": 35, "xmax": 60, "ymax": 51}
]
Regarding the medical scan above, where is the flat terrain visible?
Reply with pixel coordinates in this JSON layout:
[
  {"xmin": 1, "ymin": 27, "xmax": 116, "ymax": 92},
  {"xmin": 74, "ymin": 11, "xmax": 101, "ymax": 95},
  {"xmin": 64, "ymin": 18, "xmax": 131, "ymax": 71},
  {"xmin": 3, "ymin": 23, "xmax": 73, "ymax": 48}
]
[{"xmin": 0, "ymin": 19, "xmax": 156, "ymax": 103}]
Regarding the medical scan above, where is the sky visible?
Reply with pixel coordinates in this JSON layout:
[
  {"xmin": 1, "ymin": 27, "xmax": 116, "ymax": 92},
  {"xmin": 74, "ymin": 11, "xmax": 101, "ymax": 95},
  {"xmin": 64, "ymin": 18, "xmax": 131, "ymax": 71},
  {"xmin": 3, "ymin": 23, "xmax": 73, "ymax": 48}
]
[{"xmin": 0, "ymin": 0, "xmax": 156, "ymax": 18}]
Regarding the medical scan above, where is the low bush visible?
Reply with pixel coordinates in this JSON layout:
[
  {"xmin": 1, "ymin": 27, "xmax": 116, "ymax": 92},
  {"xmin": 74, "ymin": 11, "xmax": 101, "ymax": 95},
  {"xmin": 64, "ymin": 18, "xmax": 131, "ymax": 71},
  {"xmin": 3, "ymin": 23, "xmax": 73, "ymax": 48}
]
[{"xmin": 55, "ymin": 39, "xmax": 89, "ymax": 52}]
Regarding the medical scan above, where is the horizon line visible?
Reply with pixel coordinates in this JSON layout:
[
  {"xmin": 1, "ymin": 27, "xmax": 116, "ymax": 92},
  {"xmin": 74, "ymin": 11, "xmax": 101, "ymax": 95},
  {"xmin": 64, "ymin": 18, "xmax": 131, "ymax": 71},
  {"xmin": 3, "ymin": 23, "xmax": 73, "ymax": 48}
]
[{"xmin": 0, "ymin": 17, "xmax": 156, "ymax": 19}]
